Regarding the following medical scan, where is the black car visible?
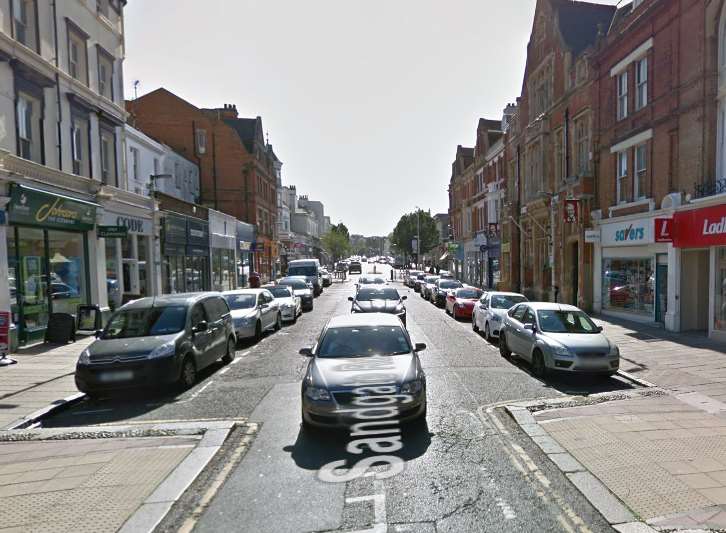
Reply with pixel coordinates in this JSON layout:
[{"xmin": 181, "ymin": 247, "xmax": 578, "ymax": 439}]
[
  {"xmin": 349, "ymin": 261, "xmax": 362, "ymax": 274},
  {"xmin": 75, "ymin": 293, "xmax": 236, "ymax": 397},
  {"xmin": 348, "ymin": 286, "xmax": 407, "ymax": 325}
]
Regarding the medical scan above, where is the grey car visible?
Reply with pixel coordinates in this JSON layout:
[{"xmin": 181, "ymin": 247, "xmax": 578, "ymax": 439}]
[
  {"xmin": 75, "ymin": 293, "xmax": 236, "ymax": 397},
  {"xmin": 349, "ymin": 286, "xmax": 407, "ymax": 326},
  {"xmin": 277, "ymin": 277, "xmax": 314, "ymax": 311},
  {"xmin": 299, "ymin": 313, "xmax": 427, "ymax": 429},
  {"xmin": 223, "ymin": 289, "xmax": 282, "ymax": 341},
  {"xmin": 498, "ymin": 302, "xmax": 620, "ymax": 378}
]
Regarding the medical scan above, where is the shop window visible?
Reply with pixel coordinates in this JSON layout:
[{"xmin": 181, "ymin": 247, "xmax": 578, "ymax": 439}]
[
  {"xmin": 15, "ymin": 227, "xmax": 48, "ymax": 337},
  {"xmin": 602, "ymin": 258, "xmax": 654, "ymax": 315},
  {"xmin": 634, "ymin": 144, "xmax": 647, "ymax": 200},
  {"xmin": 100, "ymin": 127, "xmax": 117, "ymax": 187},
  {"xmin": 635, "ymin": 57, "xmax": 648, "ymax": 110},
  {"xmin": 97, "ymin": 47, "xmax": 114, "ymax": 101},
  {"xmin": 138, "ymin": 237, "xmax": 148, "ymax": 297},
  {"xmin": 12, "ymin": 0, "xmax": 38, "ymax": 52},
  {"xmin": 617, "ymin": 151, "xmax": 628, "ymax": 204},
  {"xmin": 105, "ymin": 238, "xmax": 120, "ymax": 309},
  {"xmin": 16, "ymin": 91, "xmax": 42, "ymax": 164},
  {"xmin": 617, "ymin": 71, "xmax": 628, "ymax": 120},
  {"xmin": 67, "ymin": 22, "xmax": 89, "ymax": 85},
  {"xmin": 47, "ymin": 230, "xmax": 86, "ymax": 316},
  {"xmin": 715, "ymin": 248, "xmax": 726, "ymax": 331}
]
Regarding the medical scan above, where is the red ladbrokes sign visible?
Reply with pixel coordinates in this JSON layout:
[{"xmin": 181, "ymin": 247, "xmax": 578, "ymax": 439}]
[{"xmin": 673, "ymin": 204, "xmax": 726, "ymax": 248}]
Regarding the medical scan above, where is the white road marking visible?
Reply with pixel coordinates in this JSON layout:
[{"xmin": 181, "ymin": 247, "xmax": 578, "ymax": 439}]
[
  {"xmin": 343, "ymin": 479, "xmax": 387, "ymax": 533},
  {"xmin": 495, "ymin": 496, "xmax": 517, "ymax": 520},
  {"xmin": 220, "ymin": 367, "xmax": 230, "ymax": 375}
]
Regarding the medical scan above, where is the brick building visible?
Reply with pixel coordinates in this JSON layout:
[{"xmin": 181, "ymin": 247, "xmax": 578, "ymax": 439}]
[{"xmin": 126, "ymin": 89, "xmax": 279, "ymax": 280}]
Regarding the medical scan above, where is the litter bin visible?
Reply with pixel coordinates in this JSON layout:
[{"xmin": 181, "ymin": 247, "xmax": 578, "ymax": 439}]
[{"xmin": 249, "ymin": 272, "xmax": 261, "ymax": 288}]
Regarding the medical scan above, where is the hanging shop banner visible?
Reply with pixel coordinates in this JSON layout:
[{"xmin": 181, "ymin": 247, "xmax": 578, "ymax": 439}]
[
  {"xmin": 97, "ymin": 225, "xmax": 128, "ymax": 239},
  {"xmin": 564, "ymin": 199, "xmax": 579, "ymax": 224},
  {"xmin": 673, "ymin": 204, "xmax": 726, "ymax": 248},
  {"xmin": 9, "ymin": 184, "xmax": 97, "ymax": 230},
  {"xmin": 654, "ymin": 218, "xmax": 673, "ymax": 243}
]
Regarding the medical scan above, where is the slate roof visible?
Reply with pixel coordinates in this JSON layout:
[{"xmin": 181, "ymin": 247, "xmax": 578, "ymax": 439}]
[
  {"xmin": 223, "ymin": 118, "xmax": 258, "ymax": 153},
  {"xmin": 553, "ymin": 0, "xmax": 615, "ymax": 55}
]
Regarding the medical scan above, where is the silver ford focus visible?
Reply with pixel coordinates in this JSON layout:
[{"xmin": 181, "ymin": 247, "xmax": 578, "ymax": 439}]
[{"xmin": 498, "ymin": 302, "xmax": 619, "ymax": 378}]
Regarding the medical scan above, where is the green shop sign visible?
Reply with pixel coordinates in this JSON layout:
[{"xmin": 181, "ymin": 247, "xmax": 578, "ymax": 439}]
[
  {"xmin": 9, "ymin": 185, "xmax": 97, "ymax": 230},
  {"xmin": 98, "ymin": 225, "xmax": 128, "ymax": 238}
]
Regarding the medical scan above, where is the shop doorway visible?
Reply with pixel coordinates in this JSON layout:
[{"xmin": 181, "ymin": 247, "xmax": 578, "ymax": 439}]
[
  {"xmin": 655, "ymin": 255, "xmax": 668, "ymax": 324},
  {"xmin": 680, "ymin": 249, "xmax": 709, "ymax": 332},
  {"xmin": 570, "ymin": 241, "xmax": 579, "ymax": 306}
]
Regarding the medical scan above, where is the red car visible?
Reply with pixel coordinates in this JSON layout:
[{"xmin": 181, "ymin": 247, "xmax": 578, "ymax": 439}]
[{"xmin": 445, "ymin": 287, "xmax": 484, "ymax": 319}]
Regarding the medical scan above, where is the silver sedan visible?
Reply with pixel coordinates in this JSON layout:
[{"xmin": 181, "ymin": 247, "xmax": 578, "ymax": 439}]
[{"xmin": 498, "ymin": 302, "xmax": 619, "ymax": 378}]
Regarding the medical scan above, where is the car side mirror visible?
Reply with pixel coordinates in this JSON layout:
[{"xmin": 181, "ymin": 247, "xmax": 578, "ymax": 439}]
[
  {"xmin": 299, "ymin": 347, "xmax": 313, "ymax": 357},
  {"xmin": 524, "ymin": 323, "xmax": 536, "ymax": 333},
  {"xmin": 94, "ymin": 329, "xmax": 103, "ymax": 339},
  {"xmin": 348, "ymin": 296, "xmax": 354, "ymax": 302},
  {"xmin": 193, "ymin": 321, "xmax": 208, "ymax": 333},
  {"xmin": 414, "ymin": 342, "xmax": 427, "ymax": 352},
  {"xmin": 596, "ymin": 325, "xmax": 604, "ymax": 333},
  {"xmin": 401, "ymin": 295, "xmax": 407, "ymax": 300}
]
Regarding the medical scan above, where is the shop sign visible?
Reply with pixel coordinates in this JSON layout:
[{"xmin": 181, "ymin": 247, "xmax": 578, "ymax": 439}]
[
  {"xmin": 9, "ymin": 185, "xmax": 96, "ymax": 230},
  {"xmin": 164, "ymin": 215, "xmax": 187, "ymax": 244},
  {"xmin": 447, "ymin": 242, "xmax": 459, "ymax": 253},
  {"xmin": 584, "ymin": 229, "xmax": 600, "ymax": 243},
  {"xmin": 501, "ymin": 242, "xmax": 510, "ymax": 254},
  {"xmin": 673, "ymin": 204, "xmax": 726, "ymax": 248},
  {"xmin": 600, "ymin": 217, "xmax": 654, "ymax": 247},
  {"xmin": 654, "ymin": 218, "xmax": 673, "ymax": 243},
  {"xmin": 187, "ymin": 219, "xmax": 209, "ymax": 246},
  {"xmin": 101, "ymin": 212, "xmax": 151, "ymax": 235},
  {"xmin": 163, "ymin": 242, "xmax": 186, "ymax": 256},
  {"xmin": 239, "ymin": 240, "xmax": 252, "ymax": 251},
  {"xmin": 98, "ymin": 225, "xmax": 128, "ymax": 239},
  {"xmin": 186, "ymin": 245, "xmax": 209, "ymax": 257},
  {"xmin": 564, "ymin": 199, "xmax": 579, "ymax": 223}
]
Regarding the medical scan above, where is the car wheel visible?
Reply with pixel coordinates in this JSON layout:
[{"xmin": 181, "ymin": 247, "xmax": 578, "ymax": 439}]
[
  {"xmin": 472, "ymin": 314, "xmax": 479, "ymax": 332},
  {"xmin": 179, "ymin": 356, "xmax": 197, "ymax": 390},
  {"xmin": 499, "ymin": 333, "xmax": 512, "ymax": 359},
  {"xmin": 485, "ymin": 323, "xmax": 491, "ymax": 342},
  {"xmin": 532, "ymin": 350, "xmax": 548, "ymax": 379},
  {"xmin": 254, "ymin": 321, "xmax": 262, "ymax": 342},
  {"xmin": 222, "ymin": 337, "xmax": 236, "ymax": 364},
  {"xmin": 274, "ymin": 313, "xmax": 282, "ymax": 331}
]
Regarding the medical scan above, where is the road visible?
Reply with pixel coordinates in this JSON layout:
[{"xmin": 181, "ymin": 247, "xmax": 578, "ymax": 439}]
[{"xmin": 42, "ymin": 263, "xmax": 635, "ymax": 532}]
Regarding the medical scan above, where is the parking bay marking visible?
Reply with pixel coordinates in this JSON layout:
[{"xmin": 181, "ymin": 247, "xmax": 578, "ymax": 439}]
[{"xmin": 344, "ymin": 479, "xmax": 387, "ymax": 533}]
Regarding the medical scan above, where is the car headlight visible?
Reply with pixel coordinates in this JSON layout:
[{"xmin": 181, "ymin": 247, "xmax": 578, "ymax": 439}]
[
  {"xmin": 149, "ymin": 341, "xmax": 176, "ymax": 359},
  {"xmin": 400, "ymin": 379, "xmax": 424, "ymax": 394},
  {"xmin": 551, "ymin": 344, "xmax": 573, "ymax": 357},
  {"xmin": 78, "ymin": 348, "xmax": 91, "ymax": 365},
  {"xmin": 304, "ymin": 386, "xmax": 331, "ymax": 401},
  {"xmin": 608, "ymin": 343, "xmax": 620, "ymax": 356}
]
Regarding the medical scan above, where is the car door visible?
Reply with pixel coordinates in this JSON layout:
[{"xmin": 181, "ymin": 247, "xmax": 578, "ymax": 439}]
[
  {"xmin": 259, "ymin": 292, "xmax": 272, "ymax": 329},
  {"xmin": 190, "ymin": 303, "xmax": 213, "ymax": 368},
  {"xmin": 518, "ymin": 308, "xmax": 538, "ymax": 362},
  {"xmin": 202, "ymin": 298, "xmax": 225, "ymax": 364},
  {"xmin": 264, "ymin": 291, "xmax": 277, "ymax": 328},
  {"xmin": 507, "ymin": 304, "xmax": 528, "ymax": 354},
  {"xmin": 476, "ymin": 294, "xmax": 489, "ymax": 329}
]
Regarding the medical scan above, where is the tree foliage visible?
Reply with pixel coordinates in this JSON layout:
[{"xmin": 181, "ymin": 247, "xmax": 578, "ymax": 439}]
[
  {"xmin": 331, "ymin": 223, "xmax": 350, "ymax": 241},
  {"xmin": 391, "ymin": 209, "xmax": 440, "ymax": 256},
  {"xmin": 321, "ymin": 227, "xmax": 350, "ymax": 261}
]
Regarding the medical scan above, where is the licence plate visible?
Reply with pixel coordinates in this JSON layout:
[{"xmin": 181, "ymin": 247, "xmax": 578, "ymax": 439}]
[{"xmin": 98, "ymin": 370, "xmax": 133, "ymax": 382}]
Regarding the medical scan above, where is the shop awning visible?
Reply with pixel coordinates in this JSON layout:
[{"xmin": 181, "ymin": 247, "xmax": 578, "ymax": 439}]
[{"xmin": 439, "ymin": 252, "xmax": 449, "ymax": 261}]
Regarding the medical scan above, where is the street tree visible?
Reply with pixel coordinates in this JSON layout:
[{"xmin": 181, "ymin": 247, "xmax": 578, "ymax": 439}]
[
  {"xmin": 321, "ymin": 230, "xmax": 350, "ymax": 262},
  {"xmin": 391, "ymin": 209, "xmax": 440, "ymax": 258}
]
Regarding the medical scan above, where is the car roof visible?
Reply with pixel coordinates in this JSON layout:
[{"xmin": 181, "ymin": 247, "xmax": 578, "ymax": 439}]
[
  {"xmin": 525, "ymin": 302, "xmax": 582, "ymax": 312},
  {"xmin": 327, "ymin": 313, "xmax": 403, "ymax": 328},
  {"xmin": 222, "ymin": 288, "xmax": 267, "ymax": 295},
  {"xmin": 122, "ymin": 292, "xmax": 219, "ymax": 309},
  {"xmin": 487, "ymin": 291, "xmax": 527, "ymax": 298}
]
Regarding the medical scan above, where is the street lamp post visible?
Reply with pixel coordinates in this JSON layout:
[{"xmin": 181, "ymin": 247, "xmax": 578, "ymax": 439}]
[
  {"xmin": 149, "ymin": 174, "xmax": 173, "ymax": 296},
  {"xmin": 415, "ymin": 206, "xmax": 421, "ymax": 269}
]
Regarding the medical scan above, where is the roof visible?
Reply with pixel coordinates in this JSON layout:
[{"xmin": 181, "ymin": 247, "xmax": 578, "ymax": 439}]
[
  {"xmin": 327, "ymin": 313, "xmax": 403, "ymax": 328},
  {"xmin": 486, "ymin": 291, "xmax": 528, "ymax": 298},
  {"xmin": 221, "ymin": 288, "xmax": 267, "ymax": 295},
  {"xmin": 526, "ymin": 302, "xmax": 582, "ymax": 312},
  {"xmin": 122, "ymin": 293, "xmax": 216, "ymax": 309},
  {"xmin": 478, "ymin": 118, "xmax": 502, "ymax": 132},
  {"xmin": 553, "ymin": 0, "xmax": 615, "ymax": 56},
  {"xmin": 223, "ymin": 118, "xmax": 258, "ymax": 153}
]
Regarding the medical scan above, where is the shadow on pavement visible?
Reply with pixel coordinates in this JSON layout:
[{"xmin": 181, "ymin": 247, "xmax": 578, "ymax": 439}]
[{"xmin": 283, "ymin": 421, "xmax": 433, "ymax": 471}]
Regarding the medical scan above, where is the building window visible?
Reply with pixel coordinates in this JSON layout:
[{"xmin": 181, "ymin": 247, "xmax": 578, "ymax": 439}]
[
  {"xmin": 636, "ymin": 57, "xmax": 648, "ymax": 110},
  {"xmin": 634, "ymin": 144, "xmax": 647, "ymax": 200},
  {"xmin": 16, "ymin": 91, "xmax": 42, "ymax": 164},
  {"xmin": 12, "ymin": 0, "xmax": 38, "ymax": 52},
  {"xmin": 97, "ymin": 0, "xmax": 110, "ymax": 17},
  {"xmin": 99, "ymin": 127, "xmax": 116, "ymax": 187},
  {"xmin": 617, "ymin": 71, "xmax": 628, "ymax": 120},
  {"xmin": 530, "ymin": 62, "xmax": 552, "ymax": 117},
  {"xmin": 617, "ymin": 151, "xmax": 628, "ymax": 204},
  {"xmin": 71, "ymin": 114, "xmax": 90, "ymax": 177},
  {"xmin": 574, "ymin": 115, "xmax": 590, "ymax": 176},
  {"xmin": 525, "ymin": 141, "xmax": 542, "ymax": 201},
  {"xmin": 129, "ymin": 147, "xmax": 139, "ymax": 181},
  {"xmin": 196, "ymin": 129, "xmax": 207, "ymax": 155},
  {"xmin": 67, "ymin": 23, "xmax": 89, "ymax": 85},
  {"xmin": 174, "ymin": 161, "xmax": 181, "ymax": 188},
  {"xmin": 719, "ymin": 103, "xmax": 726, "ymax": 180},
  {"xmin": 97, "ymin": 48, "xmax": 114, "ymax": 101},
  {"xmin": 554, "ymin": 129, "xmax": 564, "ymax": 182}
]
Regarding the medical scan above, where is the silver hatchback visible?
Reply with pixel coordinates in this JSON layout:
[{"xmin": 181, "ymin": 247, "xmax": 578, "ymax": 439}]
[{"xmin": 498, "ymin": 302, "xmax": 619, "ymax": 378}]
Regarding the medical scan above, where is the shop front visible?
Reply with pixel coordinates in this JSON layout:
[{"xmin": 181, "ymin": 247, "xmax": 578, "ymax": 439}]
[
  {"xmin": 672, "ymin": 202, "xmax": 726, "ymax": 340},
  {"xmin": 209, "ymin": 210, "xmax": 237, "ymax": 292},
  {"xmin": 593, "ymin": 214, "xmax": 669, "ymax": 326},
  {"xmin": 100, "ymin": 207, "xmax": 153, "ymax": 309},
  {"xmin": 236, "ymin": 221, "xmax": 255, "ymax": 287},
  {"xmin": 6, "ymin": 184, "xmax": 96, "ymax": 344},
  {"xmin": 161, "ymin": 212, "xmax": 210, "ymax": 294}
]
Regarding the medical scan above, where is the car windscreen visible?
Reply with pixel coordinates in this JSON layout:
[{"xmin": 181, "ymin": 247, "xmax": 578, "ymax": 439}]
[
  {"xmin": 439, "ymin": 281, "xmax": 462, "ymax": 289},
  {"xmin": 287, "ymin": 266, "xmax": 317, "ymax": 277},
  {"xmin": 356, "ymin": 288, "xmax": 399, "ymax": 301},
  {"xmin": 224, "ymin": 294, "xmax": 257, "ymax": 310},
  {"xmin": 490, "ymin": 295, "xmax": 528, "ymax": 309},
  {"xmin": 360, "ymin": 277, "xmax": 385, "ymax": 284},
  {"xmin": 456, "ymin": 289, "xmax": 482, "ymax": 299},
  {"xmin": 279, "ymin": 279, "xmax": 308, "ymax": 290},
  {"xmin": 317, "ymin": 326, "xmax": 411, "ymax": 358},
  {"xmin": 537, "ymin": 310, "xmax": 599, "ymax": 334},
  {"xmin": 425, "ymin": 276, "xmax": 439, "ymax": 283},
  {"xmin": 268, "ymin": 287, "xmax": 292, "ymax": 298},
  {"xmin": 103, "ymin": 306, "xmax": 187, "ymax": 339}
]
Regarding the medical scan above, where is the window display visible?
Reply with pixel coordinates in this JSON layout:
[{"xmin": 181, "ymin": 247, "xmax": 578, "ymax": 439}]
[
  {"xmin": 47, "ymin": 230, "xmax": 86, "ymax": 316},
  {"xmin": 602, "ymin": 258, "xmax": 654, "ymax": 315},
  {"xmin": 715, "ymin": 247, "xmax": 726, "ymax": 331}
]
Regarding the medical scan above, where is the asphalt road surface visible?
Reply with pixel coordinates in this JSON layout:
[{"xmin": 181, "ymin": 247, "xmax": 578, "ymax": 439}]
[{"xmin": 43, "ymin": 263, "xmax": 632, "ymax": 532}]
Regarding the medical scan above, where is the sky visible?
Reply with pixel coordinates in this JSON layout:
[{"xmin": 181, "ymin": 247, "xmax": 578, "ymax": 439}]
[{"xmin": 124, "ymin": 0, "xmax": 621, "ymax": 237}]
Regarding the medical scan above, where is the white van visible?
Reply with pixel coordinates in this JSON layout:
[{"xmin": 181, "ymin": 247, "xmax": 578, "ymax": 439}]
[{"xmin": 287, "ymin": 259, "xmax": 322, "ymax": 296}]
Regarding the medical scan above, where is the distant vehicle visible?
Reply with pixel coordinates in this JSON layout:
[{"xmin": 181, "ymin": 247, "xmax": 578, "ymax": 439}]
[
  {"xmin": 361, "ymin": 256, "xmax": 368, "ymax": 262},
  {"xmin": 75, "ymin": 293, "xmax": 236, "ymax": 396},
  {"xmin": 413, "ymin": 273, "xmax": 428, "ymax": 292},
  {"xmin": 262, "ymin": 284, "xmax": 302, "ymax": 323},
  {"xmin": 287, "ymin": 259, "xmax": 322, "ymax": 296},
  {"xmin": 299, "ymin": 313, "xmax": 427, "ymax": 429},
  {"xmin": 349, "ymin": 286, "xmax": 407, "ymax": 326},
  {"xmin": 223, "ymin": 289, "xmax": 281, "ymax": 341},
  {"xmin": 349, "ymin": 261, "xmax": 362, "ymax": 274},
  {"xmin": 445, "ymin": 287, "xmax": 483, "ymax": 320},
  {"xmin": 405, "ymin": 270, "xmax": 424, "ymax": 287},
  {"xmin": 356, "ymin": 274, "xmax": 387, "ymax": 290},
  {"xmin": 421, "ymin": 275, "xmax": 440, "ymax": 300},
  {"xmin": 320, "ymin": 268, "xmax": 333, "ymax": 287},
  {"xmin": 472, "ymin": 291, "xmax": 528, "ymax": 341},
  {"xmin": 431, "ymin": 279, "xmax": 463, "ymax": 307},
  {"xmin": 499, "ymin": 303, "xmax": 620, "ymax": 378},
  {"xmin": 277, "ymin": 277, "xmax": 314, "ymax": 311}
]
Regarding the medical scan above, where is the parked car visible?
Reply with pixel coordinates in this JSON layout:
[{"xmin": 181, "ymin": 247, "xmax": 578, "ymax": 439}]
[
  {"xmin": 431, "ymin": 278, "xmax": 464, "ymax": 307},
  {"xmin": 277, "ymin": 276, "xmax": 315, "ymax": 311},
  {"xmin": 356, "ymin": 274, "xmax": 387, "ymax": 290},
  {"xmin": 498, "ymin": 302, "xmax": 620, "ymax": 378},
  {"xmin": 421, "ymin": 275, "xmax": 440, "ymax": 300},
  {"xmin": 445, "ymin": 287, "xmax": 483, "ymax": 320},
  {"xmin": 405, "ymin": 270, "xmax": 424, "ymax": 287},
  {"xmin": 263, "ymin": 284, "xmax": 302, "ymax": 323},
  {"xmin": 320, "ymin": 268, "xmax": 333, "ymax": 287},
  {"xmin": 223, "ymin": 289, "xmax": 281, "ymax": 341},
  {"xmin": 75, "ymin": 293, "xmax": 236, "ymax": 396},
  {"xmin": 413, "ymin": 273, "xmax": 428, "ymax": 293},
  {"xmin": 348, "ymin": 261, "xmax": 362, "ymax": 274},
  {"xmin": 299, "ymin": 313, "xmax": 427, "ymax": 429},
  {"xmin": 472, "ymin": 291, "xmax": 528, "ymax": 341},
  {"xmin": 287, "ymin": 259, "xmax": 323, "ymax": 296},
  {"xmin": 349, "ymin": 286, "xmax": 407, "ymax": 325}
]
